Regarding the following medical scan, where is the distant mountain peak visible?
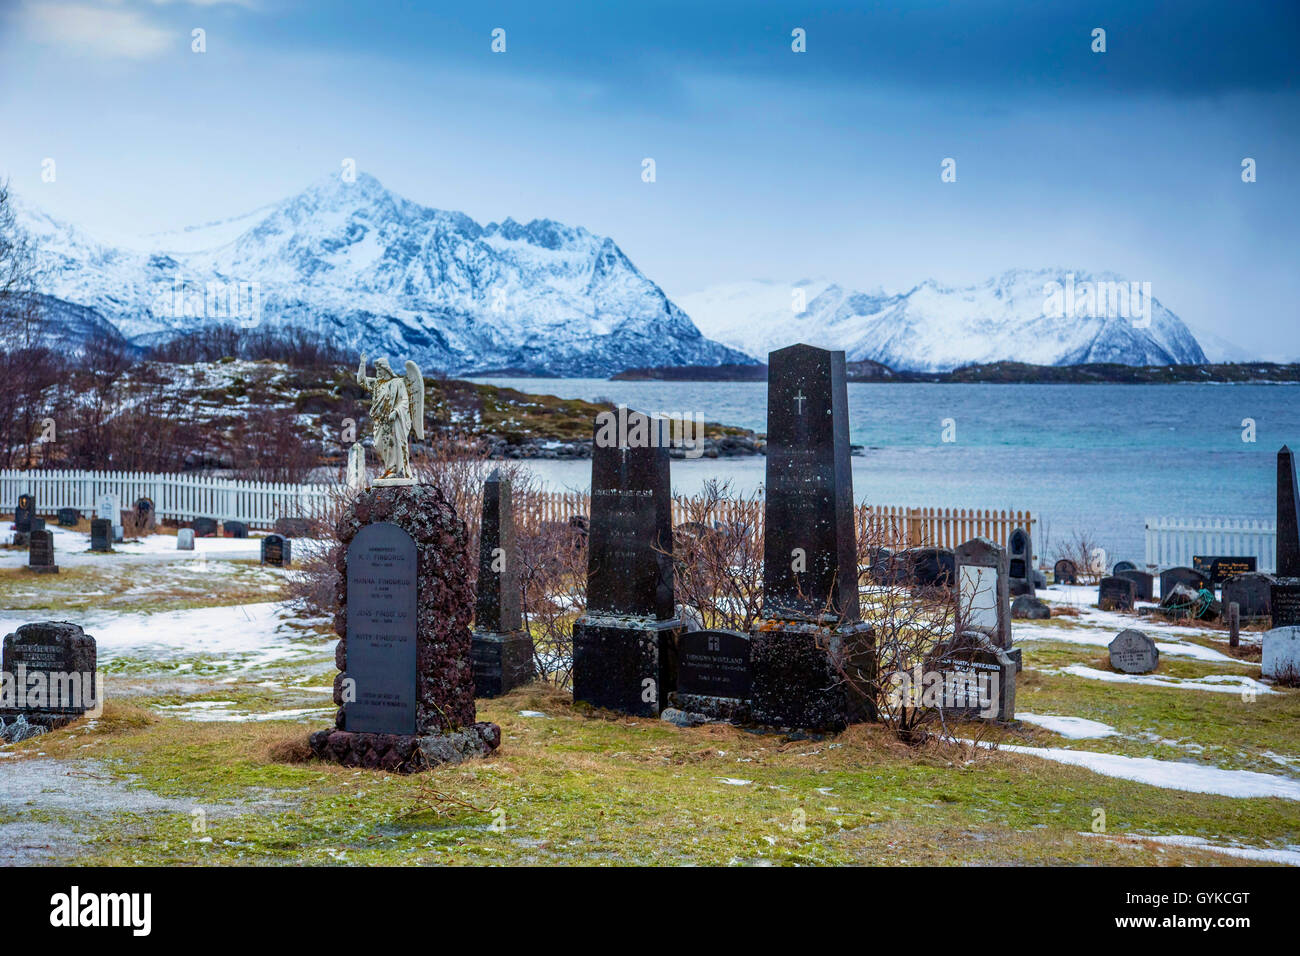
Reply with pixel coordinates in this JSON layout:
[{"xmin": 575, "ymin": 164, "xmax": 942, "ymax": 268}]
[{"xmin": 18, "ymin": 176, "xmax": 751, "ymax": 376}]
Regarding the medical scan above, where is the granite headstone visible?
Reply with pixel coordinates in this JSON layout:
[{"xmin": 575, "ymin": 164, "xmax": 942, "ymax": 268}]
[
  {"xmin": 1117, "ymin": 569, "xmax": 1155, "ymax": 602},
  {"xmin": 261, "ymin": 533, "xmax": 291, "ymax": 567},
  {"xmin": 1108, "ymin": 628, "xmax": 1159, "ymax": 674},
  {"xmin": 471, "ymin": 470, "xmax": 535, "ymax": 698},
  {"xmin": 1222, "ymin": 572, "xmax": 1274, "ymax": 620},
  {"xmin": 26, "ymin": 529, "xmax": 57, "ymax": 574},
  {"xmin": 1098, "ymin": 575, "xmax": 1136, "ymax": 611}
]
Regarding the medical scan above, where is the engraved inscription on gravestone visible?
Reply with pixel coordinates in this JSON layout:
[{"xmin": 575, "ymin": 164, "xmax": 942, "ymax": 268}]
[
  {"xmin": 678, "ymin": 630, "xmax": 751, "ymax": 699},
  {"xmin": 261, "ymin": 534, "xmax": 291, "ymax": 567},
  {"xmin": 1108, "ymin": 628, "xmax": 1159, "ymax": 674},
  {"xmin": 344, "ymin": 522, "xmax": 418, "ymax": 735}
]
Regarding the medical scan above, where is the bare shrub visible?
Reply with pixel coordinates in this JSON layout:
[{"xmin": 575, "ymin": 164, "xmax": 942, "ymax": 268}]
[
  {"xmin": 669, "ymin": 479, "xmax": 763, "ymax": 631},
  {"xmin": 1055, "ymin": 529, "xmax": 1109, "ymax": 585}
]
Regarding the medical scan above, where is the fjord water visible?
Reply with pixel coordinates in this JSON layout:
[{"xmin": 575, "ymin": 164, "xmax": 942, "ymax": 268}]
[{"xmin": 471, "ymin": 378, "xmax": 1300, "ymax": 564}]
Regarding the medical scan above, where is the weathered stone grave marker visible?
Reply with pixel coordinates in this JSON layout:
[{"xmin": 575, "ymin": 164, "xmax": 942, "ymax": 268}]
[
  {"xmin": 1271, "ymin": 446, "xmax": 1300, "ymax": 627},
  {"xmin": 1108, "ymin": 628, "xmax": 1159, "ymax": 674},
  {"xmin": 572, "ymin": 408, "xmax": 681, "ymax": 716},
  {"xmin": 1007, "ymin": 527, "xmax": 1034, "ymax": 596},
  {"xmin": 26, "ymin": 529, "xmax": 58, "ymax": 574},
  {"xmin": 1222, "ymin": 571, "xmax": 1274, "ymax": 620},
  {"xmin": 1098, "ymin": 575, "xmax": 1136, "ymax": 611},
  {"xmin": 1160, "ymin": 566, "xmax": 1209, "ymax": 599},
  {"xmin": 310, "ymin": 486, "xmax": 499, "ymax": 771},
  {"xmin": 1, "ymin": 622, "xmax": 98, "ymax": 736},
  {"xmin": 57, "ymin": 508, "xmax": 79, "ymax": 527},
  {"xmin": 750, "ymin": 345, "xmax": 872, "ymax": 730},
  {"xmin": 89, "ymin": 519, "xmax": 113, "ymax": 553},
  {"xmin": 1261, "ymin": 626, "xmax": 1300, "ymax": 683},
  {"xmin": 176, "ymin": 528, "xmax": 195, "ymax": 551},
  {"xmin": 1117, "ymin": 569, "xmax": 1155, "ymax": 602},
  {"xmin": 471, "ymin": 470, "xmax": 534, "ymax": 697},
  {"xmin": 192, "ymin": 517, "xmax": 218, "ymax": 538},
  {"xmin": 1053, "ymin": 558, "xmax": 1078, "ymax": 585},
  {"xmin": 261, "ymin": 533, "xmax": 291, "ymax": 567}
]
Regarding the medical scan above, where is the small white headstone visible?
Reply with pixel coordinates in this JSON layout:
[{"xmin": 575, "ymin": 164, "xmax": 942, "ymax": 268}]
[
  {"xmin": 177, "ymin": 528, "xmax": 195, "ymax": 551},
  {"xmin": 347, "ymin": 442, "xmax": 367, "ymax": 490},
  {"xmin": 1261, "ymin": 626, "xmax": 1300, "ymax": 681},
  {"xmin": 95, "ymin": 493, "xmax": 120, "ymax": 523}
]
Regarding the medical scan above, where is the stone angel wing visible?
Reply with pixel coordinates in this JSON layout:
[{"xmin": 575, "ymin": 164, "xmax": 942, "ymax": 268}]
[{"xmin": 404, "ymin": 360, "xmax": 425, "ymax": 441}]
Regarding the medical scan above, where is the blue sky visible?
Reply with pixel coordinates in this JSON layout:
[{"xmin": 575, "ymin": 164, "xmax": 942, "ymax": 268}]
[{"xmin": 1, "ymin": 0, "xmax": 1297, "ymax": 357}]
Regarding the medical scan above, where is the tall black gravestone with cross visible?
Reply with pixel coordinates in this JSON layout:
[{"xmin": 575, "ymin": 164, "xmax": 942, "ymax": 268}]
[
  {"xmin": 572, "ymin": 408, "xmax": 682, "ymax": 716},
  {"xmin": 308, "ymin": 485, "xmax": 500, "ymax": 772},
  {"xmin": 471, "ymin": 470, "xmax": 535, "ymax": 697},
  {"xmin": 14, "ymin": 493, "xmax": 34, "ymax": 545},
  {"xmin": 1272, "ymin": 445, "xmax": 1300, "ymax": 627},
  {"xmin": 750, "ymin": 345, "xmax": 873, "ymax": 730}
]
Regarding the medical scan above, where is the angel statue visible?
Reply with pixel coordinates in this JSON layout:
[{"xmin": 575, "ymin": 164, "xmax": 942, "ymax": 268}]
[{"xmin": 356, "ymin": 353, "xmax": 425, "ymax": 484}]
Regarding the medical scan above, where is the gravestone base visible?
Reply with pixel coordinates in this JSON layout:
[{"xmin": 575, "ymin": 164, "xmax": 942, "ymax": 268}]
[
  {"xmin": 749, "ymin": 619, "xmax": 874, "ymax": 731},
  {"xmin": 471, "ymin": 630, "xmax": 535, "ymax": 698},
  {"xmin": 572, "ymin": 615, "xmax": 681, "ymax": 717},
  {"xmin": 308, "ymin": 723, "xmax": 501, "ymax": 774},
  {"xmin": 23, "ymin": 564, "xmax": 59, "ymax": 575},
  {"xmin": 372, "ymin": 476, "xmax": 417, "ymax": 487},
  {"xmin": 668, "ymin": 692, "xmax": 752, "ymax": 724}
]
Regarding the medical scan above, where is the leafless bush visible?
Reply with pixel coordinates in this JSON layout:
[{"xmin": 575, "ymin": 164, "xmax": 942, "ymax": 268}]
[
  {"xmin": 669, "ymin": 478, "xmax": 763, "ymax": 631},
  {"xmin": 1055, "ymin": 529, "xmax": 1108, "ymax": 584},
  {"xmin": 517, "ymin": 515, "xmax": 586, "ymax": 689}
]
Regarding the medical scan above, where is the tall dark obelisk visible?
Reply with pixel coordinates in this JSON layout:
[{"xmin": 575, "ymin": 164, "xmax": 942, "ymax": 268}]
[
  {"xmin": 571, "ymin": 407, "xmax": 681, "ymax": 716},
  {"xmin": 1271, "ymin": 445, "xmax": 1300, "ymax": 626},
  {"xmin": 471, "ymin": 470, "xmax": 535, "ymax": 697},
  {"xmin": 750, "ymin": 345, "xmax": 873, "ymax": 730}
]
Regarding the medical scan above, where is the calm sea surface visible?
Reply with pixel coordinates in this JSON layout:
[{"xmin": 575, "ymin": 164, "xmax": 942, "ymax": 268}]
[{"xmin": 470, "ymin": 378, "xmax": 1300, "ymax": 565}]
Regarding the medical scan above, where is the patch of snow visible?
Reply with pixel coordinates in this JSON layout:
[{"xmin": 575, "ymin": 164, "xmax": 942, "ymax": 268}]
[
  {"xmin": 1017, "ymin": 713, "xmax": 1118, "ymax": 739},
  {"xmin": 1061, "ymin": 665, "xmax": 1277, "ymax": 695}
]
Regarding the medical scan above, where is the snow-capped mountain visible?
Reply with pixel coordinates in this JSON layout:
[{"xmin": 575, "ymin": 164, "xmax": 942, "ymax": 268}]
[
  {"xmin": 20, "ymin": 174, "xmax": 752, "ymax": 376},
  {"xmin": 678, "ymin": 271, "xmax": 1209, "ymax": 371}
]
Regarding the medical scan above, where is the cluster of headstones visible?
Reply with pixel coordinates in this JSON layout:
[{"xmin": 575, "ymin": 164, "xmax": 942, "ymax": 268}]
[
  {"xmin": 1083, "ymin": 445, "xmax": 1300, "ymax": 679},
  {"xmin": 11, "ymin": 491, "xmax": 304, "ymax": 568},
  {"xmin": 555, "ymin": 344, "xmax": 1020, "ymax": 729}
]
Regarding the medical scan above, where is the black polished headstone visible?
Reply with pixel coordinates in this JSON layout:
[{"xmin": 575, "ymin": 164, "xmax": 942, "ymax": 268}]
[
  {"xmin": 1112, "ymin": 560, "xmax": 1137, "ymax": 575},
  {"xmin": 57, "ymin": 508, "xmax": 80, "ymax": 527},
  {"xmin": 1272, "ymin": 580, "xmax": 1300, "ymax": 627},
  {"xmin": 2, "ymin": 622, "xmax": 97, "ymax": 715},
  {"xmin": 678, "ymin": 630, "xmax": 751, "ymax": 699},
  {"xmin": 1117, "ymin": 569, "xmax": 1155, "ymax": 602},
  {"xmin": 1053, "ymin": 559, "xmax": 1078, "ymax": 585},
  {"xmin": 1098, "ymin": 576, "xmax": 1136, "ymax": 611},
  {"xmin": 1223, "ymin": 572, "xmax": 1274, "ymax": 620},
  {"xmin": 761, "ymin": 344, "xmax": 857, "ymax": 621},
  {"xmin": 192, "ymin": 517, "xmax": 217, "ymax": 538},
  {"xmin": 89, "ymin": 519, "xmax": 112, "ymax": 552},
  {"xmin": 261, "ymin": 534, "xmax": 291, "ymax": 567},
  {"xmin": 1007, "ymin": 527, "xmax": 1034, "ymax": 596},
  {"xmin": 223, "ymin": 521, "xmax": 249, "ymax": 539},
  {"xmin": 1278, "ymin": 445, "xmax": 1300, "ymax": 578},
  {"xmin": 475, "ymin": 469, "xmax": 521, "ymax": 632},
  {"xmin": 585, "ymin": 408, "xmax": 673, "ymax": 619},
  {"xmin": 14, "ymin": 493, "xmax": 34, "ymax": 534},
  {"xmin": 344, "ymin": 522, "xmax": 418, "ymax": 735},
  {"xmin": 1193, "ymin": 555, "xmax": 1256, "ymax": 586},
  {"xmin": 1160, "ymin": 566, "xmax": 1209, "ymax": 598}
]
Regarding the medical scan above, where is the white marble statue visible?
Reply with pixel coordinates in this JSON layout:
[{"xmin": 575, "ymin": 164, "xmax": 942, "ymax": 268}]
[{"xmin": 356, "ymin": 353, "xmax": 425, "ymax": 484}]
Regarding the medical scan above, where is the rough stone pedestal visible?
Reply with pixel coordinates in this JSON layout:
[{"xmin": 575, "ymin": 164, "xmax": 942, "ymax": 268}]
[
  {"xmin": 471, "ymin": 630, "xmax": 535, "ymax": 698},
  {"xmin": 749, "ymin": 618, "xmax": 874, "ymax": 731},
  {"xmin": 307, "ymin": 484, "xmax": 500, "ymax": 773},
  {"xmin": 572, "ymin": 615, "xmax": 681, "ymax": 717}
]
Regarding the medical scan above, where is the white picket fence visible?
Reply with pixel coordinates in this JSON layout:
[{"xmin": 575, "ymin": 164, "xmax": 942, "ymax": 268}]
[
  {"xmin": 1, "ymin": 469, "xmax": 332, "ymax": 530},
  {"xmin": 1144, "ymin": 515, "xmax": 1276, "ymax": 573}
]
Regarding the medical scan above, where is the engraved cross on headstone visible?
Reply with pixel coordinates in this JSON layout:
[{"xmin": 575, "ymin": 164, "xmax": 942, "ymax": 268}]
[{"xmin": 793, "ymin": 390, "xmax": 806, "ymax": 414}]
